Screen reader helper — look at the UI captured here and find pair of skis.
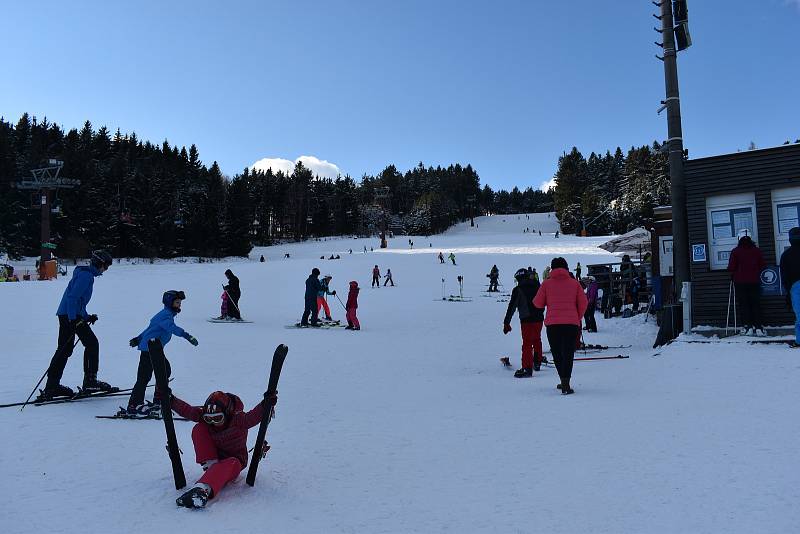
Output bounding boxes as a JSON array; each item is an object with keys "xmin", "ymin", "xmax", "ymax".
[
  {"xmin": 149, "ymin": 341, "xmax": 288, "ymax": 490},
  {"xmin": 0, "ymin": 382, "xmax": 162, "ymax": 410}
]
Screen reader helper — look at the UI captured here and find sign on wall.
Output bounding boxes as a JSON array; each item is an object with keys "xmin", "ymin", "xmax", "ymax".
[
  {"xmin": 659, "ymin": 236, "xmax": 674, "ymax": 276},
  {"xmin": 760, "ymin": 266, "xmax": 783, "ymax": 296},
  {"xmin": 692, "ymin": 243, "xmax": 707, "ymax": 262}
]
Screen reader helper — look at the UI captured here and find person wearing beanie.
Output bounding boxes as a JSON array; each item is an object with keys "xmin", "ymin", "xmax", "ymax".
[
  {"xmin": 533, "ymin": 257, "xmax": 588, "ymax": 394},
  {"xmin": 727, "ymin": 232, "xmax": 766, "ymax": 336},
  {"xmin": 301, "ymin": 268, "xmax": 323, "ymax": 326},
  {"xmin": 780, "ymin": 227, "xmax": 800, "ymax": 344}
]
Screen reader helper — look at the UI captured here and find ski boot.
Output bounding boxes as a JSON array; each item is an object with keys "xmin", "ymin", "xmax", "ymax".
[
  {"xmin": 36, "ymin": 384, "xmax": 75, "ymax": 402},
  {"xmin": 514, "ymin": 368, "xmax": 533, "ymax": 378},
  {"xmin": 176, "ymin": 484, "xmax": 211, "ymax": 509},
  {"xmin": 558, "ymin": 381, "xmax": 575, "ymax": 395},
  {"xmin": 82, "ymin": 373, "xmax": 117, "ymax": 394}
]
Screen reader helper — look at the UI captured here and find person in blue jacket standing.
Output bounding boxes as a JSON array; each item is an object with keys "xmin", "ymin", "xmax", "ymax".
[
  {"xmin": 123, "ymin": 290, "xmax": 198, "ymax": 416},
  {"xmin": 41, "ymin": 250, "xmax": 113, "ymax": 400},
  {"xmin": 301, "ymin": 268, "xmax": 323, "ymax": 326}
]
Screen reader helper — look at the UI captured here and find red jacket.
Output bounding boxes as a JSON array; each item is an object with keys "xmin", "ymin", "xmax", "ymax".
[
  {"xmin": 171, "ymin": 393, "xmax": 264, "ymax": 467},
  {"xmin": 346, "ymin": 283, "xmax": 360, "ymax": 309},
  {"xmin": 727, "ymin": 240, "xmax": 766, "ymax": 284},
  {"xmin": 533, "ymin": 268, "xmax": 588, "ymax": 326}
]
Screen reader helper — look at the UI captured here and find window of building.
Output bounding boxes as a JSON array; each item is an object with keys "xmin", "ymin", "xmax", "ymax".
[
  {"xmin": 706, "ymin": 192, "xmax": 757, "ymax": 270},
  {"xmin": 772, "ymin": 186, "xmax": 800, "ymax": 262}
]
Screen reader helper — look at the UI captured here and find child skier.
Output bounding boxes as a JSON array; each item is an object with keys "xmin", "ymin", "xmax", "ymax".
[
  {"xmin": 317, "ymin": 275, "xmax": 336, "ymax": 320},
  {"xmin": 345, "ymin": 281, "xmax": 361, "ymax": 330},
  {"xmin": 123, "ymin": 290, "xmax": 198, "ymax": 416},
  {"xmin": 170, "ymin": 389, "xmax": 278, "ymax": 508},
  {"xmin": 383, "ymin": 269, "xmax": 394, "ymax": 286},
  {"xmin": 503, "ymin": 268, "xmax": 544, "ymax": 377},
  {"xmin": 217, "ymin": 291, "xmax": 230, "ymax": 320},
  {"xmin": 449, "ymin": 252, "xmax": 456, "ymax": 265}
]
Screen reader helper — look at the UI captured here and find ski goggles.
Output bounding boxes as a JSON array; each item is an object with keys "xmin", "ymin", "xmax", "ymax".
[{"xmin": 202, "ymin": 412, "xmax": 225, "ymax": 424}]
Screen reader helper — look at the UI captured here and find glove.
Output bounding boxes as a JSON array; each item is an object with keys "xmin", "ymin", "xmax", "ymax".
[
  {"xmin": 185, "ymin": 334, "xmax": 199, "ymax": 346},
  {"xmin": 87, "ymin": 314, "xmax": 99, "ymax": 325},
  {"xmin": 266, "ymin": 390, "xmax": 278, "ymax": 406},
  {"xmin": 129, "ymin": 336, "xmax": 141, "ymax": 348},
  {"xmin": 331, "ymin": 290, "xmax": 337, "ymax": 296},
  {"xmin": 503, "ymin": 323, "xmax": 512, "ymax": 334}
]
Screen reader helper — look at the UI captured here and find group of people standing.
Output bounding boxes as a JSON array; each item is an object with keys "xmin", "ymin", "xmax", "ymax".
[{"xmin": 302, "ymin": 268, "xmax": 361, "ymax": 330}]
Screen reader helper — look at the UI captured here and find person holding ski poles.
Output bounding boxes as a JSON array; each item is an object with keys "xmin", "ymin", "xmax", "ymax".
[
  {"xmin": 345, "ymin": 280, "xmax": 361, "ymax": 330},
  {"xmin": 41, "ymin": 250, "xmax": 114, "ymax": 400},
  {"xmin": 317, "ymin": 275, "xmax": 336, "ymax": 321},
  {"xmin": 170, "ymin": 389, "xmax": 278, "ymax": 508},
  {"xmin": 372, "ymin": 265, "xmax": 381, "ymax": 287},
  {"xmin": 223, "ymin": 269, "xmax": 241, "ymax": 320},
  {"xmin": 727, "ymin": 232, "xmax": 766, "ymax": 336},
  {"xmin": 301, "ymin": 268, "xmax": 323, "ymax": 326},
  {"xmin": 503, "ymin": 268, "xmax": 544, "ymax": 377},
  {"xmin": 384, "ymin": 268, "xmax": 394, "ymax": 286},
  {"xmin": 533, "ymin": 257, "xmax": 588, "ymax": 395}
]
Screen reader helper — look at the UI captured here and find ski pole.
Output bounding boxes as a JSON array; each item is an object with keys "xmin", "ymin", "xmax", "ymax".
[
  {"xmin": 733, "ymin": 283, "xmax": 737, "ymax": 332},
  {"xmin": 725, "ymin": 281, "xmax": 733, "ymax": 336},
  {"xmin": 441, "ymin": 278, "xmax": 445, "ymax": 300},
  {"xmin": 335, "ymin": 293, "xmax": 347, "ymax": 311},
  {"xmin": 21, "ymin": 326, "xmax": 82, "ymax": 412},
  {"xmin": 573, "ymin": 354, "xmax": 629, "ymax": 362},
  {"xmin": 223, "ymin": 287, "xmax": 243, "ymax": 317}
]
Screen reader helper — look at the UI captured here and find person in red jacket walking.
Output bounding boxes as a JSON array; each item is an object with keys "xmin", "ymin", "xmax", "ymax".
[
  {"xmin": 727, "ymin": 233, "xmax": 767, "ymax": 336},
  {"xmin": 533, "ymin": 257, "xmax": 588, "ymax": 395},
  {"xmin": 345, "ymin": 281, "xmax": 361, "ymax": 330},
  {"xmin": 170, "ymin": 389, "xmax": 278, "ymax": 508}
]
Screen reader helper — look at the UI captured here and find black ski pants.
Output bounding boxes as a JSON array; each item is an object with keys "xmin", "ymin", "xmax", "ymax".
[
  {"xmin": 735, "ymin": 283, "xmax": 762, "ymax": 329},
  {"xmin": 226, "ymin": 290, "xmax": 242, "ymax": 320},
  {"xmin": 546, "ymin": 324, "xmax": 580, "ymax": 383},
  {"xmin": 584, "ymin": 306, "xmax": 597, "ymax": 332},
  {"xmin": 301, "ymin": 296, "xmax": 319, "ymax": 325},
  {"xmin": 46, "ymin": 315, "xmax": 99, "ymax": 388},
  {"xmin": 128, "ymin": 350, "xmax": 172, "ymax": 407}
]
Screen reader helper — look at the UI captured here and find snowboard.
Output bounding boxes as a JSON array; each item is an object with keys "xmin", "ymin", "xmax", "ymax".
[
  {"xmin": 148, "ymin": 339, "xmax": 186, "ymax": 490},
  {"xmin": 246, "ymin": 344, "xmax": 288, "ymax": 487}
]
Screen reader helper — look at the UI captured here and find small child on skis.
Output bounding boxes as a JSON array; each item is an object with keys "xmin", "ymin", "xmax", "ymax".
[
  {"xmin": 345, "ymin": 281, "xmax": 360, "ymax": 330},
  {"xmin": 217, "ymin": 291, "xmax": 230, "ymax": 319},
  {"xmin": 123, "ymin": 290, "xmax": 198, "ymax": 417},
  {"xmin": 170, "ymin": 389, "xmax": 278, "ymax": 508},
  {"xmin": 317, "ymin": 275, "xmax": 336, "ymax": 320},
  {"xmin": 383, "ymin": 269, "xmax": 394, "ymax": 286}
]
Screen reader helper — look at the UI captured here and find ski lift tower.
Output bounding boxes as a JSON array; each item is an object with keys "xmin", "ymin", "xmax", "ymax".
[
  {"xmin": 375, "ymin": 186, "xmax": 391, "ymax": 248},
  {"xmin": 13, "ymin": 159, "xmax": 80, "ymax": 267}
]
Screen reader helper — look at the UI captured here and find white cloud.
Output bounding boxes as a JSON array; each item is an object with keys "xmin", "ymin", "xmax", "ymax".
[
  {"xmin": 251, "ymin": 155, "xmax": 342, "ymax": 179},
  {"xmin": 539, "ymin": 177, "xmax": 557, "ymax": 191}
]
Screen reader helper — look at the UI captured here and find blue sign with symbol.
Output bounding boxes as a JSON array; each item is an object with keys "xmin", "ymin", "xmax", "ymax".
[
  {"xmin": 691, "ymin": 244, "xmax": 707, "ymax": 262},
  {"xmin": 760, "ymin": 266, "xmax": 783, "ymax": 296}
]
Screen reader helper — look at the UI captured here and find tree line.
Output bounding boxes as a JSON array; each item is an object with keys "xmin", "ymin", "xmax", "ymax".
[{"xmin": 0, "ymin": 113, "xmax": 554, "ymax": 259}]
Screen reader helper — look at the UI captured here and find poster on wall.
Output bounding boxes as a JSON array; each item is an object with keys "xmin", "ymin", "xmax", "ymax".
[
  {"xmin": 707, "ymin": 195, "xmax": 756, "ymax": 270},
  {"xmin": 692, "ymin": 243, "xmax": 707, "ymax": 262},
  {"xmin": 659, "ymin": 236, "xmax": 674, "ymax": 276}
]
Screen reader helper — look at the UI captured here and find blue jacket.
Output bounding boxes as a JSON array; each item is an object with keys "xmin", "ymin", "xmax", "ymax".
[
  {"xmin": 317, "ymin": 279, "xmax": 334, "ymax": 298},
  {"xmin": 305, "ymin": 275, "xmax": 322, "ymax": 301},
  {"xmin": 56, "ymin": 265, "xmax": 102, "ymax": 320},
  {"xmin": 136, "ymin": 306, "xmax": 188, "ymax": 351}
]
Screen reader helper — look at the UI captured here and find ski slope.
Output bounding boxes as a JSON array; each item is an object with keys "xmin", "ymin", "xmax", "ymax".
[{"xmin": 1, "ymin": 212, "xmax": 798, "ymax": 533}]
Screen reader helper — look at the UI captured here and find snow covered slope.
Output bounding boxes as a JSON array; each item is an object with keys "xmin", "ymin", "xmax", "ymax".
[{"xmin": 1, "ymin": 214, "xmax": 797, "ymax": 533}]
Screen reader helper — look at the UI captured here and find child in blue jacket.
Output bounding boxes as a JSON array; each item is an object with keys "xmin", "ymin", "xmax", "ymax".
[{"xmin": 123, "ymin": 290, "xmax": 198, "ymax": 416}]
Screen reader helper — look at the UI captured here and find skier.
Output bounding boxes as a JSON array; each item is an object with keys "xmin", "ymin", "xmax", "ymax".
[
  {"xmin": 384, "ymin": 268, "xmax": 395, "ymax": 286},
  {"xmin": 259, "ymin": 255, "xmax": 265, "ymax": 263},
  {"xmin": 223, "ymin": 269, "xmax": 241, "ymax": 320},
  {"xmin": 170, "ymin": 389, "xmax": 278, "ymax": 508},
  {"xmin": 543, "ymin": 265, "xmax": 551, "ymax": 280},
  {"xmin": 301, "ymin": 268, "xmax": 323, "ymax": 326},
  {"xmin": 584, "ymin": 276, "xmax": 599, "ymax": 333},
  {"xmin": 345, "ymin": 280, "xmax": 361, "ymax": 330},
  {"xmin": 449, "ymin": 252, "xmax": 456, "ymax": 265},
  {"xmin": 575, "ymin": 262, "xmax": 582, "ymax": 279},
  {"xmin": 503, "ymin": 268, "xmax": 544, "ymax": 377},
  {"xmin": 438, "ymin": 252, "xmax": 445, "ymax": 264},
  {"xmin": 41, "ymin": 250, "xmax": 114, "ymax": 400},
  {"xmin": 780, "ymin": 227, "xmax": 800, "ymax": 345},
  {"xmin": 727, "ymin": 232, "xmax": 766, "ymax": 336},
  {"xmin": 217, "ymin": 290, "xmax": 230, "ymax": 320},
  {"xmin": 533, "ymin": 257, "xmax": 588, "ymax": 395},
  {"xmin": 317, "ymin": 275, "xmax": 336, "ymax": 321},
  {"xmin": 530, "ymin": 267, "xmax": 539, "ymax": 282},
  {"xmin": 372, "ymin": 265, "xmax": 380, "ymax": 287},
  {"xmin": 123, "ymin": 290, "xmax": 199, "ymax": 416},
  {"xmin": 539, "ymin": 230, "xmax": 542, "ymax": 236},
  {"xmin": 487, "ymin": 265, "xmax": 499, "ymax": 292},
  {"xmin": 555, "ymin": 230, "xmax": 560, "ymax": 238}
]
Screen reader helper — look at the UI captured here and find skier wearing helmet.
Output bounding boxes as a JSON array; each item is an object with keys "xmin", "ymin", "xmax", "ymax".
[
  {"xmin": 41, "ymin": 249, "xmax": 114, "ymax": 401},
  {"xmin": 122, "ymin": 290, "xmax": 198, "ymax": 417},
  {"xmin": 345, "ymin": 280, "xmax": 361, "ymax": 330},
  {"xmin": 317, "ymin": 274, "xmax": 336, "ymax": 321},
  {"xmin": 170, "ymin": 388, "xmax": 278, "ymax": 508},
  {"xmin": 502, "ymin": 268, "xmax": 544, "ymax": 377}
]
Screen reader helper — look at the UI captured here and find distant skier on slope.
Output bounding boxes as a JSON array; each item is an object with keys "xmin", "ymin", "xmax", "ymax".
[
  {"xmin": 487, "ymin": 265, "xmax": 500, "ymax": 292},
  {"xmin": 449, "ymin": 252, "xmax": 456, "ymax": 265},
  {"xmin": 503, "ymin": 268, "xmax": 544, "ymax": 377},
  {"xmin": 372, "ymin": 265, "xmax": 381, "ymax": 287},
  {"xmin": 41, "ymin": 250, "xmax": 114, "ymax": 400},
  {"xmin": 438, "ymin": 252, "xmax": 445, "ymax": 264},
  {"xmin": 384, "ymin": 268, "xmax": 394, "ymax": 286},
  {"xmin": 170, "ymin": 389, "xmax": 278, "ymax": 508},
  {"xmin": 123, "ymin": 290, "xmax": 199, "ymax": 416},
  {"xmin": 223, "ymin": 269, "xmax": 241, "ymax": 320}
]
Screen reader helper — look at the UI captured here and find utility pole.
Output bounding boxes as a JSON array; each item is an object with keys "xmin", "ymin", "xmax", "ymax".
[{"xmin": 656, "ymin": 0, "xmax": 690, "ymax": 290}]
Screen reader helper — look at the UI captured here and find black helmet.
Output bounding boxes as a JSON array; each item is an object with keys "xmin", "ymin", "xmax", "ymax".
[
  {"xmin": 311, "ymin": 267, "xmax": 320, "ymax": 276},
  {"xmin": 90, "ymin": 250, "xmax": 113, "ymax": 269},
  {"xmin": 162, "ymin": 290, "xmax": 186, "ymax": 308},
  {"xmin": 514, "ymin": 268, "xmax": 529, "ymax": 281}
]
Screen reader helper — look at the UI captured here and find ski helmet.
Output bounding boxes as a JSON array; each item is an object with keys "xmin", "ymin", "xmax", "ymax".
[
  {"xmin": 203, "ymin": 391, "xmax": 232, "ymax": 425},
  {"xmin": 90, "ymin": 250, "xmax": 113, "ymax": 269},
  {"xmin": 311, "ymin": 267, "xmax": 320, "ymax": 276},
  {"xmin": 514, "ymin": 268, "xmax": 529, "ymax": 281},
  {"xmin": 162, "ymin": 290, "xmax": 186, "ymax": 309}
]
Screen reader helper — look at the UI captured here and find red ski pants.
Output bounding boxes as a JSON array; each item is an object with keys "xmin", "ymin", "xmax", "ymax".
[
  {"xmin": 317, "ymin": 296, "xmax": 331, "ymax": 318},
  {"xmin": 192, "ymin": 423, "xmax": 244, "ymax": 498},
  {"xmin": 346, "ymin": 308, "xmax": 360, "ymax": 328},
  {"xmin": 520, "ymin": 321, "xmax": 543, "ymax": 369}
]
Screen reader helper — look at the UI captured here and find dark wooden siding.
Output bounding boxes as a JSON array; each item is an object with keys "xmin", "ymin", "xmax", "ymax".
[{"xmin": 685, "ymin": 144, "xmax": 800, "ymax": 327}]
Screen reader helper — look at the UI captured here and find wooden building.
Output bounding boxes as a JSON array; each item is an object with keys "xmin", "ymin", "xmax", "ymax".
[{"xmin": 685, "ymin": 143, "xmax": 800, "ymax": 327}]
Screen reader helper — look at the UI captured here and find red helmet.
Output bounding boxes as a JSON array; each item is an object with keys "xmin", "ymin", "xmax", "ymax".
[{"xmin": 203, "ymin": 391, "xmax": 232, "ymax": 425}]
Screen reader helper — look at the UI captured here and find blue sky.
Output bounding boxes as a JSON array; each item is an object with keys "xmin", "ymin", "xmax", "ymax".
[{"xmin": 1, "ymin": 1, "xmax": 798, "ymax": 190}]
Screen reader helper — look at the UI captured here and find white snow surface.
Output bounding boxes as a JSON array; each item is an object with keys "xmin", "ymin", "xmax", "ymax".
[{"xmin": 1, "ymin": 213, "xmax": 798, "ymax": 533}]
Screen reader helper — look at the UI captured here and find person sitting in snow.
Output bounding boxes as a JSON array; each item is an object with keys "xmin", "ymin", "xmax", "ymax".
[{"xmin": 171, "ymin": 389, "xmax": 278, "ymax": 508}]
